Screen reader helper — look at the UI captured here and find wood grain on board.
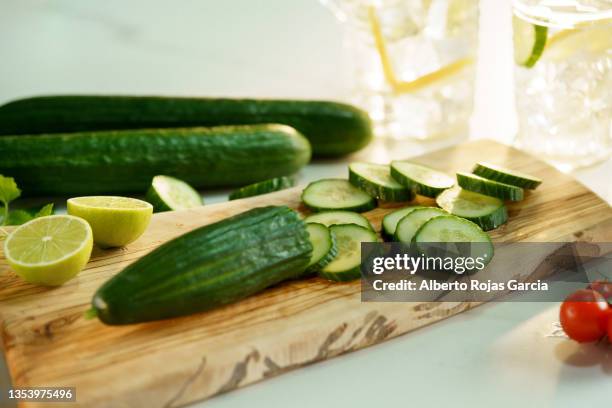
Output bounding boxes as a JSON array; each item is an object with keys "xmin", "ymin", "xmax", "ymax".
[{"xmin": 0, "ymin": 140, "xmax": 610, "ymax": 408}]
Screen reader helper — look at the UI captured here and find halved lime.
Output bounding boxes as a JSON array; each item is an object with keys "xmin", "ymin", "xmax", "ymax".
[
  {"xmin": 67, "ymin": 196, "xmax": 152, "ymax": 248},
  {"xmin": 146, "ymin": 175, "xmax": 203, "ymax": 212},
  {"xmin": 4, "ymin": 215, "xmax": 93, "ymax": 286},
  {"xmin": 513, "ymin": 15, "xmax": 548, "ymax": 68}
]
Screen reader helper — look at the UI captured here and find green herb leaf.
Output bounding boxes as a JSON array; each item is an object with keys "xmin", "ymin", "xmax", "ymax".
[
  {"xmin": 0, "ymin": 175, "xmax": 21, "ymax": 226},
  {"xmin": 0, "ymin": 203, "xmax": 55, "ymax": 226},
  {"xmin": 34, "ymin": 203, "xmax": 54, "ymax": 218},
  {"xmin": 0, "ymin": 175, "xmax": 21, "ymax": 204},
  {"xmin": 5, "ymin": 210, "xmax": 33, "ymax": 226}
]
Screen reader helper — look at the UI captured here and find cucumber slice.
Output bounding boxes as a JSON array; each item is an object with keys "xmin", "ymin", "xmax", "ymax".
[
  {"xmin": 229, "ymin": 176, "xmax": 295, "ymax": 200},
  {"xmin": 319, "ymin": 224, "xmax": 378, "ymax": 282},
  {"xmin": 381, "ymin": 206, "xmax": 426, "ymax": 240},
  {"xmin": 390, "ymin": 161, "xmax": 454, "ymax": 198},
  {"xmin": 436, "ymin": 187, "xmax": 508, "ymax": 231},
  {"xmin": 414, "ymin": 215, "xmax": 494, "ymax": 270},
  {"xmin": 146, "ymin": 175, "xmax": 203, "ymax": 212},
  {"xmin": 394, "ymin": 207, "xmax": 448, "ymax": 243},
  {"xmin": 304, "ymin": 211, "xmax": 373, "ymax": 230},
  {"xmin": 457, "ymin": 172, "xmax": 524, "ymax": 201},
  {"xmin": 513, "ymin": 15, "xmax": 548, "ymax": 68},
  {"xmin": 301, "ymin": 179, "xmax": 376, "ymax": 213},
  {"xmin": 349, "ymin": 162, "xmax": 414, "ymax": 202},
  {"xmin": 472, "ymin": 162, "xmax": 542, "ymax": 190},
  {"xmin": 305, "ymin": 223, "xmax": 338, "ymax": 274}
]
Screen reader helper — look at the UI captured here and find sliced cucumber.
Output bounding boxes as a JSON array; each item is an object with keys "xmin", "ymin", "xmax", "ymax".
[
  {"xmin": 319, "ymin": 224, "xmax": 378, "ymax": 282},
  {"xmin": 348, "ymin": 162, "xmax": 414, "ymax": 202},
  {"xmin": 390, "ymin": 161, "xmax": 454, "ymax": 198},
  {"xmin": 146, "ymin": 175, "xmax": 203, "ymax": 212},
  {"xmin": 472, "ymin": 162, "xmax": 542, "ymax": 190},
  {"xmin": 228, "ymin": 176, "xmax": 295, "ymax": 200},
  {"xmin": 305, "ymin": 223, "xmax": 338, "ymax": 274},
  {"xmin": 301, "ymin": 179, "xmax": 376, "ymax": 213},
  {"xmin": 414, "ymin": 215, "xmax": 494, "ymax": 270},
  {"xmin": 457, "ymin": 172, "xmax": 524, "ymax": 201},
  {"xmin": 436, "ymin": 187, "xmax": 507, "ymax": 231},
  {"xmin": 381, "ymin": 206, "xmax": 426, "ymax": 240},
  {"xmin": 513, "ymin": 15, "xmax": 548, "ymax": 68},
  {"xmin": 394, "ymin": 207, "xmax": 448, "ymax": 243},
  {"xmin": 304, "ymin": 210, "xmax": 373, "ymax": 230}
]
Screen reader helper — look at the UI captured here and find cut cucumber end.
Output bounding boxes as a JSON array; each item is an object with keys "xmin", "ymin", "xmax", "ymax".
[
  {"xmin": 436, "ymin": 187, "xmax": 508, "ymax": 231},
  {"xmin": 457, "ymin": 171, "xmax": 524, "ymax": 201},
  {"xmin": 319, "ymin": 224, "xmax": 378, "ymax": 282},
  {"xmin": 349, "ymin": 162, "xmax": 414, "ymax": 202},
  {"xmin": 146, "ymin": 175, "xmax": 202, "ymax": 212},
  {"xmin": 390, "ymin": 161, "xmax": 454, "ymax": 198},
  {"xmin": 84, "ymin": 308, "xmax": 99, "ymax": 320},
  {"xmin": 302, "ymin": 179, "xmax": 376, "ymax": 213}
]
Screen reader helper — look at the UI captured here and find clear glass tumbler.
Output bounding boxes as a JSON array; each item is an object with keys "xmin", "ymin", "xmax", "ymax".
[
  {"xmin": 321, "ymin": 0, "xmax": 479, "ymax": 140},
  {"xmin": 512, "ymin": 0, "xmax": 612, "ymax": 171}
]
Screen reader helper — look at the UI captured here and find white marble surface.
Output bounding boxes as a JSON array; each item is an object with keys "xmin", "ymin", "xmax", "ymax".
[{"xmin": 0, "ymin": 0, "xmax": 610, "ymax": 407}]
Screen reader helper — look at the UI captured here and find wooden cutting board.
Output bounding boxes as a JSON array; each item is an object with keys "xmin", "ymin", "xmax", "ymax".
[{"xmin": 1, "ymin": 140, "xmax": 610, "ymax": 408}]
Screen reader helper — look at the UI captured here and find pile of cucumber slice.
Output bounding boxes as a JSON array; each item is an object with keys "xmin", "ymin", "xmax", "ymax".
[
  {"xmin": 305, "ymin": 211, "xmax": 373, "ymax": 230},
  {"xmin": 319, "ymin": 224, "xmax": 378, "ymax": 282},
  {"xmin": 302, "ymin": 211, "xmax": 378, "ymax": 282},
  {"xmin": 436, "ymin": 187, "xmax": 508, "ymax": 231},
  {"xmin": 305, "ymin": 223, "xmax": 338, "ymax": 274},
  {"xmin": 301, "ymin": 160, "xmax": 541, "ymax": 280}
]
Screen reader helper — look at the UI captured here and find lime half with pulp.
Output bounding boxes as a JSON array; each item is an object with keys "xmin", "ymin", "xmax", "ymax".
[
  {"xmin": 4, "ymin": 215, "xmax": 93, "ymax": 286},
  {"xmin": 67, "ymin": 196, "xmax": 152, "ymax": 248}
]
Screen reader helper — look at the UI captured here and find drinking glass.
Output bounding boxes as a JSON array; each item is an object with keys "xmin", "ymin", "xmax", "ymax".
[
  {"xmin": 512, "ymin": 0, "xmax": 612, "ymax": 171},
  {"xmin": 321, "ymin": 0, "xmax": 479, "ymax": 140}
]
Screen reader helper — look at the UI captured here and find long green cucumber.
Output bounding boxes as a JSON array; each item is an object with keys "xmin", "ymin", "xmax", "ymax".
[
  {"xmin": 0, "ymin": 95, "xmax": 373, "ymax": 157},
  {"xmin": 91, "ymin": 206, "xmax": 312, "ymax": 325},
  {"xmin": 0, "ymin": 125, "xmax": 310, "ymax": 196}
]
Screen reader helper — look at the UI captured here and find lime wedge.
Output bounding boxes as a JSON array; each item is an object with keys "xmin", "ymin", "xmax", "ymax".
[
  {"xmin": 513, "ymin": 15, "xmax": 548, "ymax": 68},
  {"xmin": 67, "ymin": 196, "xmax": 152, "ymax": 248},
  {"xmin": 368, "ymin": 6, "xmax": 474, "ymax": 93},
  {"xmin": 4, "ymin": 215, "xmax": 93, "ymax": 286},
  {"xmin": 544, "ymin": 22, "xmax": 612, "ymax": 62},
  {"xmin": 146, "ymin": 175, "xmax": 203, "ymax": 212}
]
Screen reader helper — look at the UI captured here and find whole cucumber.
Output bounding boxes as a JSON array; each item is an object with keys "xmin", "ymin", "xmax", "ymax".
[
  {"xmin": 0, "ymin": 125, "xmax": 310, "ymax": 196},
  {"xmin": 91, "ymin": 206, "xmax": 312, "ymax": 325},
  {"xmin": 0, "ymin": 95, "xmax": 373, "ymax": 157}
]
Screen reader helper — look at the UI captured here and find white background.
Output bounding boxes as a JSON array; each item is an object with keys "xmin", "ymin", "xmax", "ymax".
[{"xmin": 0, "ymin": 0, "xmax": 610, "ymax": 407}]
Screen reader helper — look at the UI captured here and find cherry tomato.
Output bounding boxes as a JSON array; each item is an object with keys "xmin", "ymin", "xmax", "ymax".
[
  {"xmin": 559, "ymin": 289, "xmax": 610, "ymax": 343},
  {"xmin": 587, "ymin": 281, "xmax": 612, "ymax": 304}
]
